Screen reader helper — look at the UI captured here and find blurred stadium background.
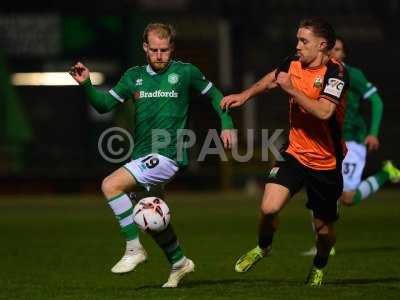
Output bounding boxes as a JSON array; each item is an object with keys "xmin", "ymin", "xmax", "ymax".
[
  {"xmin": 1, "ymin": 0, "xmax": 400, "ymax": 192},
  {"xmin": 1, "ymin": 1, "xmax": 400, "ymax": 299}
]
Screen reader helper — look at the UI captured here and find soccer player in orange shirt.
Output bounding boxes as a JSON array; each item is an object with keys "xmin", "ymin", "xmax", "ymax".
[{"xmin": 220, "ymin": 17, "xmax": 348, "ymax": 286}]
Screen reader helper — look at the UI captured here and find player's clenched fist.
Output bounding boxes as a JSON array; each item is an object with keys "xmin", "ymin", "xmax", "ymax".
[
  {"xmin": 69, "ymin": 62, "xmax": 90, "ymax": 84},
  {"xmin": 275, "ymin": 72, "xmax": 293, "ymax": 93}
]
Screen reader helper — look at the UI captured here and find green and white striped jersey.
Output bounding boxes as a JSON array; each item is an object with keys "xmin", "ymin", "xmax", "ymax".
[{"xmin": 110, "ymin": 60, "xmax": 233, "ymax": 167}]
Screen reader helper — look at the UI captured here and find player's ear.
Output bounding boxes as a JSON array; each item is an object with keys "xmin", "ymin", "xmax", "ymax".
[
  {"xmin": 143, "ymin": 42, "xmax": 148, "ymax": 53},
  {"xmin": 320, "ymin": 39, "xmax": 328, "ymax": 52}
]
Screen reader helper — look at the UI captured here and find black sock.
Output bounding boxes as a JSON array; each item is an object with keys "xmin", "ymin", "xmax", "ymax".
[
  {"xmin": 313, "ymin": 255, "xmax": 329, "ymax": 269},
  {"xmin": 150, "ymin": 223, "xmax": 182, "ymax": 263},
  {"xmin": 258, "ymin": 214, "xmax": 276, "ymax": 250},
  {"xmin": 258, "ymin": 232, "xmax": 273, "ymax": 249}
]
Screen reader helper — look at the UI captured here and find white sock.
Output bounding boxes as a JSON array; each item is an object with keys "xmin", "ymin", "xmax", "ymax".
[
  {"xmin": 126, "ymin": 238, "xmax": 142, "ymax": 253},
  {"xmin": 107, "ymin": 194, "xmax": 137, "ymax": 235},
  {"xmin": 172, "ymin": 256, "xmax": 187, "ymax": 268},
  {"xmin": 358, "ymin": 176, "xmax": 379, "ymax": 199}
]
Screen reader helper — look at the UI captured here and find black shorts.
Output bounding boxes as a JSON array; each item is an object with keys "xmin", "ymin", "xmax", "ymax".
[{"xmin": 266, "ymin": 152, "xmax": 342, "ymax": 223}]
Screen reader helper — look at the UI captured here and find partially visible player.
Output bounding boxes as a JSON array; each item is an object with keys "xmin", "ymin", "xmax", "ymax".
[
  {"xmin": 221, "ymin": 17, "xmax": 348, "ymax": 286},
  {"xmin": 333, "ymin": 37, "xmax": 400, "ymax": 206},
  {"xmin": 70, "ymin": 23, "xmax": 235, "ymax": 288},
  {"xmin": 302, "ymin": 37, "xmax": 400, "ymax": 256}
]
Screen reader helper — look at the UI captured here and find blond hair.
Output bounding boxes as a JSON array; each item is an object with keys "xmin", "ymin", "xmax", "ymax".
[{"xmin": 143, "ymin": 23, "xmax": 176, "ymax": 44}]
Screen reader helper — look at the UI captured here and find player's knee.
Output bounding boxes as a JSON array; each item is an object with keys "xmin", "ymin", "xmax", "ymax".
[
  {"xmin": 316, "ymin": 223, "xmax": 335, "ymax": 241},
  {"xmin": 260, "ymin": 199, "xmax": 280, "ymax": 215},
  {"xmin": 101, "ymin": 176, "xmax": 119, "ymax": 198},
  {"xmin": 260, "ymin": 183, "xmax": 289, "ymax": 215}
]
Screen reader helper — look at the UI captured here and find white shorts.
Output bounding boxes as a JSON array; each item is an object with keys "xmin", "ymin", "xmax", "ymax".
[
  {"xmin": 124, "ymin": 153, "xmax": 179, "ymax": 190},
  {"xmin": 342, "ymin": 141, "xmax": 367, "ymax": 192}
]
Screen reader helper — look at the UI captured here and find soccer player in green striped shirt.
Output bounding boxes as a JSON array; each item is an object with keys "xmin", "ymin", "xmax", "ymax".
[
  {"xmin": 69, "ymin": 23, "xmax": 235, "ymax": 287},
  {"xmin": 302, "ymin": 37, "xmax": 400, "ymax": 256},
  {"xmin": 333, "ymin": 37, "xmax": 400, "ymax": 207}
]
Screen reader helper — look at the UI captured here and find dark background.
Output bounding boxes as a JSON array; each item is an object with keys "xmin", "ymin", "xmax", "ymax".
[{"xmin": 1, "ymin": 0, "xmax": 399, "ymax": 193}]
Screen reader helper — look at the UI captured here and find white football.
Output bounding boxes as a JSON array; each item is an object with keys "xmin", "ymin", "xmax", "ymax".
[{"xmin": 133, "ymin": 197, "xmax": 170, "ymax": 232}]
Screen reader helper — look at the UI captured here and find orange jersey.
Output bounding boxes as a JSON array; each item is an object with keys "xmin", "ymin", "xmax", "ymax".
[{"xmin": 279, "ymin": 57, "xmax": 348, "ymax": 170}]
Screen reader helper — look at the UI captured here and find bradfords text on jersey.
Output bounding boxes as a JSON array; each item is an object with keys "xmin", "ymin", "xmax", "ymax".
[{"xmin": 139, "ymin": 90, "xmax": 179, "ymax": 98}]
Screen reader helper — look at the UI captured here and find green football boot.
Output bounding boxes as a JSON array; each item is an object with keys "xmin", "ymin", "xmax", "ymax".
[
  {"xmin": 305, "ymin": 266, "xmax": 324, "ymax": 286},
  {"xmin": 383, "ymin": 160, "xmax": 400, "ymax": 183},
  {"xmin": 234, "ymin": 246, "xmax": 269, "ymax": 273}
]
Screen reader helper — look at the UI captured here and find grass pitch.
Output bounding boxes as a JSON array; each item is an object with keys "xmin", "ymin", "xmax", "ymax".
[{"xmin": 1, "ymin": 190, "xmax": 400, "ymax": 299}]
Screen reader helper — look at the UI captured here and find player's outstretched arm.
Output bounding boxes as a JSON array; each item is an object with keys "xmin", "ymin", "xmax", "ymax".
[
  {"xmin": 69, "ymin": 62, "xmax": 119, "ymax": 114},
  {"xmin": 204, "ymin": 86, "xmax": 236, "ymax": 149},
  {"xmin": 188, "ymin": 63, "xmax": 237, "ymax": 149},
  {"xmin": 220, "ymin": 70, "xmax": 278, "ymax": 110}
]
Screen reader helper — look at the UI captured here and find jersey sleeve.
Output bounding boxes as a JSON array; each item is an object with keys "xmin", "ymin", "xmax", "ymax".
[
  {"xmin": 81, "ymin": 79, "xmax": 120, "ymax": 114},
  {"xmin": 351, "ymin": 68, "xmax": 378, "ymax": 101},
  {"xmin": 188, "ymin": 64, "xmax": 213, "ymax": 95},
  {"xmin": 109, "ymin": 70, "xmax": 133, "ymax": 103},
  {"xmin": 320, "ymin": 62, "xmax": 348, "ymax": 104},
  {"xmin": 189, "ymin": 64, "xmax": 234, "ymax": 129},
  {"xmin": 275, "ymin": 53, "xmax": 298, "ymax": 79}
]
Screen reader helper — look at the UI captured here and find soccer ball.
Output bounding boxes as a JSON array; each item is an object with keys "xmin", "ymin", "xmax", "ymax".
[{"xmin": 133, "ymin": 197, "xmax": 170, "ymax": 232}]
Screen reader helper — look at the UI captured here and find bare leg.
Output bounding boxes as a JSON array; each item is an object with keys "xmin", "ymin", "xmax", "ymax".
[{"xmin": 258, "ymin": 183, "xmax": 291, "ymax": 251}]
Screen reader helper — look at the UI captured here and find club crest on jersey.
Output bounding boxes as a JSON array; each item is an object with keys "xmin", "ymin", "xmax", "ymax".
[
  {"xmin": 313, "ymin": 76, "xmax": 323, "ymax": 89},
  {"xmin": 135, "ymin": 78, "xmax": 143, "ymax": 86},
  {"xmin": 168, "ymin": 73, "xmax": 179, "ymax": 85}
]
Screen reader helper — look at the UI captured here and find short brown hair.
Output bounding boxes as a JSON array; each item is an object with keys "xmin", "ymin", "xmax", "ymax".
[
  {"xmin": 143, "ymin": 23, "xmax": 176, "ymax": 44},
  {"xmin": 299, "ymin": 17, "xmax": 336, "ymax": 51}
]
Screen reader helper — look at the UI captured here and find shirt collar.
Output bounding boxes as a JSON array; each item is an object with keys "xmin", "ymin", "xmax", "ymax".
[
  {"xmin": 146, "ymin": 64, "xmax": 157, "ymax": 76},
  {"xmin": 145, "ymin": 60, "xmax": 173, "ymax": 76}
]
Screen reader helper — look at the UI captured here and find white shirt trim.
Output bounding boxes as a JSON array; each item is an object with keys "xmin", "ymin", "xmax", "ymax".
[
  {"xmin": 201, "ymin": 82, "xmax": 213, "ymax": 95},
  {"xmin": 146, "ymin": 65, "xmax": 157, "ymax": 76},
  {"xmin": 363, "ymin": 86, "xmax": 377, "ymax": 99},
  {"xmin": 109, "ymin": 89, "xmax": 125, "ymax": 103}
]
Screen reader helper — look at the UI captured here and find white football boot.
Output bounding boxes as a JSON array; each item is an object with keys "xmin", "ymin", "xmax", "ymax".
[
  {"xmin": 301, "ymin": 246, "xmax": 335, "ymax": 256},
  {"xmin": 301, "ymin": 246, "xmax": 317, "ymax": 256},
  {"xmin": 111, "ymin": 246, "xmax": 147, "ymax": 274},
  {"xmin": 162, "ymin": 258, "xmax": 195, "ymax": 288}
]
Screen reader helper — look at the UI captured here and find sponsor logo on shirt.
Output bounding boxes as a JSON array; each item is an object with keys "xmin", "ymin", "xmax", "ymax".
[
  {"xmin": 137, "ymin": 90, "xmax": 179, "ymax": 99},
  {"xmin": 135, "ymin": 78, "xmax": 143, "ymax": 86},
  {"xmin": 323, "ymin": 78, "xmax": 344, "ymax": 98}
]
